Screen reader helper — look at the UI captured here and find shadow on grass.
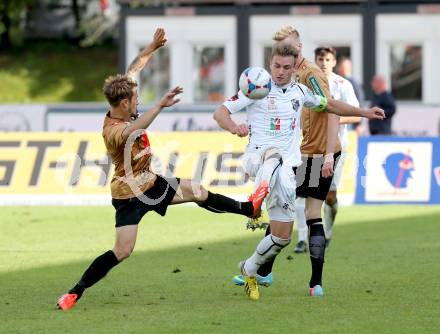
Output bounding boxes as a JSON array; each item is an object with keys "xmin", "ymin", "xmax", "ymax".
[{"xmin": 0, "ymin": 210, "xmax": 439, "ymax": 333}]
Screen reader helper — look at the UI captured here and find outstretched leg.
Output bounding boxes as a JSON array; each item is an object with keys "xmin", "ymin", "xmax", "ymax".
[
  {"xmin": 171, "ymin": 179, "xmax": 257, "ymax": 217},
  {"xmin": 57, "ymin": 225, "xmax": 138, "ymax": 310}
]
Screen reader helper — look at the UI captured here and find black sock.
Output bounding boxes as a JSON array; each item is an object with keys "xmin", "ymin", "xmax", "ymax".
[
  {"xmin": 69, "ymin": 284, "xmax": 85, "ymax": 300},
  {"xmin": 307, "ymin": 219, "xmax": 326, "ymax": 288},
  {"xmin": 199, "ymin": 191, "xmax": 253, "ymax": 217},
  {"xmin": 257, "ymin": 226, "xmax": 275, "ymax": 277},
  {"xmin": 69, "ymin": 250, "xmax": 120, "ymax": 299}
]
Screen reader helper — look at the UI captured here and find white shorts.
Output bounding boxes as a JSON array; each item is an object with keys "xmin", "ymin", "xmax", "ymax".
[
  {"xmin": 243, "ymin": 146, "xmax": 296, "ymax": 223},
  {"xmin": 330, "ymin": 150, "xmax": 347, "ymax": 191}
]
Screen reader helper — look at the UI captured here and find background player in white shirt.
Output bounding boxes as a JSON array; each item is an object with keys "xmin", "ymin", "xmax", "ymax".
[
  {"xmin": 294, "ymin": 46, "xmax": 361, "ymax": 251},
  {"xmin": 317, "ymin": 46, "xmax": 360, "ymax": 246},
  {"xmin": 213, "ymin": 43, "xmax": 384, "ymax": 300}
]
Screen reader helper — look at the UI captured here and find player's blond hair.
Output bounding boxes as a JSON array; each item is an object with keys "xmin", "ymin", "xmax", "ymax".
[
  {"xmin": 273, "ymin": 25, "xmax": 300, "ymax": 42},
  {"xmin": 103, "ymin": 74, "xmax": 138, "ymax": 107},
  {"xmin": 271, "ymin": 42, "xmax": 297, "ymax": 59}
]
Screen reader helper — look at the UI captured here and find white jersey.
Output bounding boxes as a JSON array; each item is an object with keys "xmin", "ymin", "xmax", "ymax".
[
  {"xmin": 223, "ymin": 80, "xmax": 324, "ymax": 167},
  {"xmin": 328, "ymin": 72, "xmax": 359, "ymax": 149}
]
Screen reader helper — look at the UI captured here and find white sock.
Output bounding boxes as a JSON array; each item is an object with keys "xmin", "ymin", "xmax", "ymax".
[
  {"xmin": 324, "ymin": 201, "xmax": 338, "ymax": 239},
  {"xmin": 295, "ymin": 197, "xmax": 308, "ymax": 242},
  {"xmin": 244, "ymin": 234, "xmax": 291, "ymax": 276}
]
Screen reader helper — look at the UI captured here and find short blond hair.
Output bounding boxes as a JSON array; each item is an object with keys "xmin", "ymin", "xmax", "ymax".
[
  {"xmin": 103, "ymin": 74, "xmax": 137, "ymax": 107},
  {"xmin": 271, "ymin": 42, "xmax": 297, "ymax": 59},
  {"xmin": 273, "ymin": 25, "xmax": 300, "ymax": 42}
]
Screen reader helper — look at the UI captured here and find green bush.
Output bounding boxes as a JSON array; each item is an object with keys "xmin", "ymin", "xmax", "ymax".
[{"xmin": 0, "ymin": 41, "xmax": 118, "ymax": 103}]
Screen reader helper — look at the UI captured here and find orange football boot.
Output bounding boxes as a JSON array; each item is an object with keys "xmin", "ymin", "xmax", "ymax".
[
  {"xmin": 57, "ymin": 293, "xmax": 78, "ymax": 311},
  {"xmin": 248, "ymin": 181, "xmax": 269, "ymax": 218}
]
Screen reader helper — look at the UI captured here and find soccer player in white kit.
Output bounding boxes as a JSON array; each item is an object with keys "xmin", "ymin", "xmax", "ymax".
[
  {"xmin": 214, "ymin": 43, "xmax": 384, "ymax": 300},
  {"xmin": 293, "ymin": 46, "xmax": 361, "ymax": 251},
  {"xmin": 316, "ymin": 46, "xmax": 361, "ymax": 245}
]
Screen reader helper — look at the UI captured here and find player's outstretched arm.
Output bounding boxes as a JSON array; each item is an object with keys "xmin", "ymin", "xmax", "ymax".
[
  {"xmin": 122, "ymin": 86, "xmax": 183, "ymax": 140},
  {"xmin": 213, "ymin": 106, "xmax": 248, "ymax": 137},
  {"xmin": 340, "ymin": 116, "xmax": 361, "ymax": 125},
  {"xmin": 126, "ymin": 27, "xmax": 167, "ymax": 78},
  {"xmin": 326, "ymin": 99, "xmax": 385, "ymax": 120}
]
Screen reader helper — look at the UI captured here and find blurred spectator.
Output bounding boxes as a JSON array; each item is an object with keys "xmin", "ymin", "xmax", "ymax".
[
  {"xmin": 337, "ymin": 57, "xmax": 366, "ymax": 135},
  {"xmin": 337, "ymin": 57, "xmax": 365, "ymax": 105},
  {"xmin": 369, "ymin": 75, "xmax": 396, "ymax": 135}
]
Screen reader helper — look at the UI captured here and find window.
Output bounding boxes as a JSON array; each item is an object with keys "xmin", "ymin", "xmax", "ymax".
[
  {"xmin": 139, "ymin": 47, "xmax": 170, "ymax": 103},
  {"xmin": 391, "ymin": 44, "xmax": 422, "ymax": 100},
  {"xmin": 193, "ymin": 46, "xmax": 225, "ymax": 102}
]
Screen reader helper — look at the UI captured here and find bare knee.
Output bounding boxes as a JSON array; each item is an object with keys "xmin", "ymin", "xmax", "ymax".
[
  {"xmin": 305, "ymin": 198, "xmax": 323, "ymax": 220},
  {"xmin": 305, "ymin": 206, "xmax": 321, "ymax": 220},
  {"xmin": 194, "ymin": 184, "xmax": 208, "ymax": 203},
  {"xmin": 326, "ymin": 191, "xmax": 337, "ymax": 206},
  {"xmin": 113, "ymin": 245, "xmax": 134, "ymax": 261},
  {"xmin": 179, "ymin": 180, "xmax": 208, "ymax": 204},
  {"xmin": 263, "ymin": 147, "xmax": 281, "ymax": 161},
  {"xmin": 270, "ymin": 221, "xmax": 293, "ymax": 240},
  {"xmin": 271, "ymin": 230, "xmax": 292, "ymax": 240}
]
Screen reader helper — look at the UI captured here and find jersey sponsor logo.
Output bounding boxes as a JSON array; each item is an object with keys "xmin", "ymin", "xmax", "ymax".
[
  {"xmin": 267, "ymin": 96, "xmax": 277, "ymax": 111},
  {"xmin": 309, "ymin": 76, "xmax": 325, "ymax": 97},
  {"xmin": 270, "ymin": 117, "xmax": 281, "ymax": 131}
]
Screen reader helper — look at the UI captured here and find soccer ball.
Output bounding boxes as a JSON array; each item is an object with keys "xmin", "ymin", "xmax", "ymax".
[{"xmin": 239, "ymin": 66, "xmax": 272, "ymax": 100}]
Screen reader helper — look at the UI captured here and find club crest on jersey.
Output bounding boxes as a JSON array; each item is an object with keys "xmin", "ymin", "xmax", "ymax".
[{"xmin": 291, "ymin": 99, "xmax": 300, "ymax": 112}]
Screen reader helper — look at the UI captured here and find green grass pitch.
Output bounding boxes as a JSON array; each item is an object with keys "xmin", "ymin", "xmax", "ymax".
[{"xmin": 1, "ymin": 205, "xmax": 439, "ymax": 333}]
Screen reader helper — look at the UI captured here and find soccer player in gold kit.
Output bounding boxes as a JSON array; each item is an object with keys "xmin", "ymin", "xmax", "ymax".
[{"xmin": 56, "ymin": 28, "xmax": 264, "ymax": 310}]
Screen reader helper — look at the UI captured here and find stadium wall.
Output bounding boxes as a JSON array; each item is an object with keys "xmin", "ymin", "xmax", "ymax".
[{"xmin": 120, "ymin": 2, "xmax": 440, "ymax": 103}]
